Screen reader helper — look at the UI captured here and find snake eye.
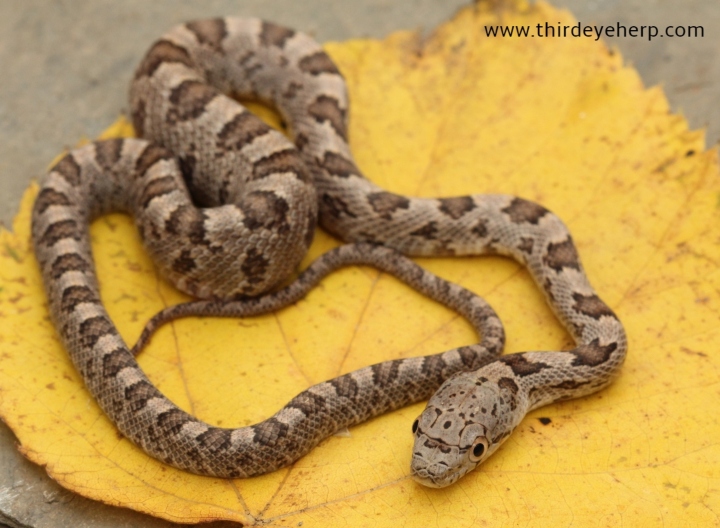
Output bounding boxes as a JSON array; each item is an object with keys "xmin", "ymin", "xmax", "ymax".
[
  {"xmin": 469, "ymin": 437, "xmax": 489, "ymax": 462},
  {"xmin": 411, "ymin": 419, "xmax": 419, "ymax": 434}
]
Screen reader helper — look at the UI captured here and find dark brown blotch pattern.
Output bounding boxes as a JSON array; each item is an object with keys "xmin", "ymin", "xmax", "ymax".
[
  {"xmin": 471, "ymin": 218, "xmax": 489, "ymax": 238},
  {"xmin": 185, "ymin": 19, "xmax": 227, "ymax": 51},
  {"xmin": 259, "ymin": 21, "xmax": 295, "ymax": 48},
  {"xmin": 50, "ymin": 253, "xmax": 90, "ymax": 279},
  {"xmin": 40, "ymin": 219, "xmax": 81, "ymax": 246},
  {"xmin": 217, "ymin": 111, "xmax": 271, "ymax": 152},
  {"xmin": 241, "ymin": 190, "xmax": 290, "ymax": 232},
  {"xmin": 322, "ymin": 151, "xmax": 358, "ymax": 178},
  {"xmin": 367, "ymin": 192, "xmax": 409, "ymax": 220},
  {"xmin": 287, "ymin": 391, "xmax": 326, "ymax": 416},
  {"xmin": 135, "ymin": 39, "xmax": 193, "ymax": 78},
  {"xmin": 572, "ymin": 292, "xmax": 616, "ymax": 320},
  {"xmin": 499, "ymin": 354, "xmax": 551, "ymax": 377},
  {"xmin": 518, "ymin": 237, "xmax": 534, "ymax": 255},
  {"xmin": 196, "ymin": 427, "xmax": 233, "ymax": 453},
  {"xmin": 307, "ymin": 95, "xmax": 347, "ymax": 140},
  {"xmin": 125, "ymin": 380, "xmax": 162, "ymax": 412},
  {"xmin": 570, "ymin": 339, "xmax": 617, "ymax": 367},
  {"xmin": 550, "ymin": 379, "xmax": 591, "ymax": 390},
  {"xmin": 135, "ymin": 144, "xmax": 175, "ymax": 179},
  {"xmin": 167, "ymin": 80, "xmax": 218, "ymax": 123},
  {"xmin": 252, "ymin": 149, "xmax": 306, "ymax": 181},
  {"xmin": 501, "ymin": 197, "xmax": 549, "ymax": 225},
  {"xmin": 497, "ymin": 377, "xmax": 519, "ymax": 395},
  {"xmin": 102, "ymin": 348, "xmax": 135, "ymax": 378},
  {"xmin": 60, "ymin": 285, "xmax": 98, "ymax": 313},
  {"xmin": 140, "ymin": 176, "xmax": 178, "ymax": 208},
  {"xmin": 321, "ymin": 193, "xmax": 357, "ymax": 219},
  {"xmin": 52, "ymin": 154, "xmax": 82, "ymax": 187},
  {"xmin": 157, "ymin": 408, "xmax": 191, "ymax": 435},
  {"xmin": 543, "ymin": 237, "xmax": 581, "ymax": 272},
  {"xmin": 241, "ymin": 247, "xmax": 270, "ymax": 286},
  {"xmin": 35, "ymin": 188, "xmax": 71, "ymax": 215},
  {"xmin": 94, "ymin": 139, "xmax": 124, "ymax": 171},
  {"xmin": 252, "ymin": 417, "xmax": 289, "ymax": 446},
  {"xmin": 330, "ymin": 375, "xmax": 359, "ymax": 399},
  {"xmin": 371, "ymin": 361, "xmax": 400, "ymax": 387},
  {"xmin": 438, "ymin": 197, "xmax": 476, "ymax": 220},
  {"xmin": 78, "ymin": 316, "xmax": 114, "ymax": 349},
  {"xmin": 410, "ymin": 222, "xmax": 438, "ymax": 240},
  {"xmin": 298, "ymin": 51, "xmax": 341, "ymax": 76},
  {"xmin": 172, "ymin": 249, "xmax": 197, "ymax": 274}
]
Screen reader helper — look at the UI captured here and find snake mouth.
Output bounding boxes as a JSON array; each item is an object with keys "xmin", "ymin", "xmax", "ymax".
[{"xmin": 410, "ymin": 456, "xmax": 456, "ymax": 488}]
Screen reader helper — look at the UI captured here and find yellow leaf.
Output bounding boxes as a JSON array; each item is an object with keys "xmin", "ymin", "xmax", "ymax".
[{"xmin": 2, "ymin": 0, "xmax": 719, "ymax": 525}]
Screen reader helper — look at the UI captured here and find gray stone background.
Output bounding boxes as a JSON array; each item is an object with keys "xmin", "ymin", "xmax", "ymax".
[{"xmin": 0, "ymin": 0, "xmax": 717, "ymax": 526}]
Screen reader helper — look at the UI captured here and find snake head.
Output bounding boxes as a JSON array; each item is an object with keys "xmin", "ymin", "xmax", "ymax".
[{"xmin": 409, "ymin": 369, "xmax": 524, "ymax": 488}]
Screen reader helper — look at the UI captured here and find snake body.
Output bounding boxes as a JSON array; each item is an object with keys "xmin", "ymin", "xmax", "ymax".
[{"xmin": 31, "ymin": 18, "xmax": 627, "ymax": 488}]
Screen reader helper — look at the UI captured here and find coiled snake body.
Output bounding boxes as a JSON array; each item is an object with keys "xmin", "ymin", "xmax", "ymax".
[{"xmin": 31, "ymin": 18, "xmax": 627, "ymax": 488}]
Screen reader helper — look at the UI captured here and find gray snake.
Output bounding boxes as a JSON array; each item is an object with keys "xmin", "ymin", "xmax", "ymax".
[{"xmin": 31, "ymin": 17, "xmax": 627, "ymax": 488}]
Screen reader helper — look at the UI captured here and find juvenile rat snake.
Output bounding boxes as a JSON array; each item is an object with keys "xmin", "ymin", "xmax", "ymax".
[{"xmin": 32, "ymin": 18, "xmax": 627, "ymax": 487}]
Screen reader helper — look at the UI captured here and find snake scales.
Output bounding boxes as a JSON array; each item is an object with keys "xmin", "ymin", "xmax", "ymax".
[{"xmin": 31, "ymin": 17, "xmax": 627, "ymax": 488}]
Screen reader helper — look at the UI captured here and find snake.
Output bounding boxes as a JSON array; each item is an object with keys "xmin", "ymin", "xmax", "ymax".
[{"xmin": 31, "ymin": 17, "xmax": 627, "ymax": 488}]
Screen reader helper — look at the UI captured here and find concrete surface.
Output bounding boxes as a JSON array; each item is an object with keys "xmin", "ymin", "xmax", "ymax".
[{"xmin": 0, "ymin": 0, "xmax": 717, "ymax": 526}]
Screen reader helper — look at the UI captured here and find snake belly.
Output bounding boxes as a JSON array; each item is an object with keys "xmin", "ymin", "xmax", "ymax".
[{"xmin": 31, "ymin": 17, "xmax": 627, "ymax": 487}]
